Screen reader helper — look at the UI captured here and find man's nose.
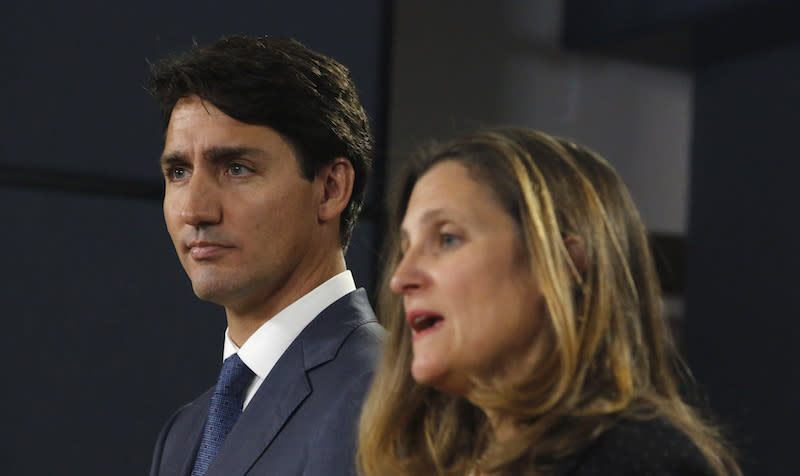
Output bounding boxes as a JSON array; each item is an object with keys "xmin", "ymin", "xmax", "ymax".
[{"xmin": 180, "ymin": 172, "xmax": 222, "ymax": 227}]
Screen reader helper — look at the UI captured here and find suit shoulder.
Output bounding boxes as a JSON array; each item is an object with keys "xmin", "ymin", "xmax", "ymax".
[
  {"xmin": 343, "ymin": 319, "xmax": 385, "ymax": 347},
  {"xmin": 158, "ymin": 387, "xmax": 212, "ymax": 428},
  {"xmin": 334, "ymin": 319, "xmax": 384, "ymax": 366},
  {"xmin": 331, "ymin": 290, "xmax": 385, "ymax": 359},
  {"xmin": 565, "ymin": 418, "xmax": 714, "ymax": 476}
]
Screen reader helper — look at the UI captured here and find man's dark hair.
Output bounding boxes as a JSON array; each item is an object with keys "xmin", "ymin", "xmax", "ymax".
[{"xmin": 147, "ymin": 35, "xmax": 373, "ymax": 249}]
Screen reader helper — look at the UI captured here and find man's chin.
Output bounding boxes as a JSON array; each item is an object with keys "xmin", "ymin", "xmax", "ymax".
[{"xmin": 190, "ymin": 278, "xmax": 235, "ymax": 306}]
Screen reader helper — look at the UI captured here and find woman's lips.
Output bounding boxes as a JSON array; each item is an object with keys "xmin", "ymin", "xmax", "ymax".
[{"xmin": 406, "ymin": 309, "xmax": 445, "ymax": 340}]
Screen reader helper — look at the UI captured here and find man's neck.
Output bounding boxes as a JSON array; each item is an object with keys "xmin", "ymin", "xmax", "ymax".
[{"xmin": 225, "ymin": 251, "xmax": 347, "ymax": 347}]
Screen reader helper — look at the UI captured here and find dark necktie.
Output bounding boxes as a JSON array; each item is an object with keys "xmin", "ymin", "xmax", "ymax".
[{"xmin": 191, "ymin": 353, "xmax": 254, "ymax": 476}]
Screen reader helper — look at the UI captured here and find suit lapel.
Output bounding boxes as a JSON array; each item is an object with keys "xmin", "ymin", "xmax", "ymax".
[
  {"xmin": 174, "ymin": 390, "xmax": 213, "ymax": 476},
  {"xmin": 204, "ymin": 342, "xmax": 311, "ymax": 476},
  {"xmin": 201, "ymin": 289, "xmax": 376, "ymax": 476}
]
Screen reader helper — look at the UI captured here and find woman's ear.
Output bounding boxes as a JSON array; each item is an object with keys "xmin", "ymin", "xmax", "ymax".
[{"xmin": 563, "ymin": 234, "xmax": 587, "ymax": 275}]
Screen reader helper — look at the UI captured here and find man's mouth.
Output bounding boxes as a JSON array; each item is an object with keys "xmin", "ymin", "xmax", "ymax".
[{"xmin": 187, "ymin": 241, "xmax": 233, "ymax": 259}]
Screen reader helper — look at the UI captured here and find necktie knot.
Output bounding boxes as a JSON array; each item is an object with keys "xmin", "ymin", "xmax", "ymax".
[{"xmin": 217, "ymin": 353, "xmax": 253, "ymax": 397}]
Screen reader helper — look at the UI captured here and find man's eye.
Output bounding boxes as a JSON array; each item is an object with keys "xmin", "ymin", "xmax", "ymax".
[
  {"xmin": 228, "ymin": 163, "xmax": 252, "ymax": 176},
  {"xmin": 166, "ymin": 166, "xmax": 188, "ymax": 181}
]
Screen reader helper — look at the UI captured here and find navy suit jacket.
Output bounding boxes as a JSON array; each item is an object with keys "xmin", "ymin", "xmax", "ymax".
[{"xmin": 150, "ymin": 289, "xmax": 383, "ymax": 476}]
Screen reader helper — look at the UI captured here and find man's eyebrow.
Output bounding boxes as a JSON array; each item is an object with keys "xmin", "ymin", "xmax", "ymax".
[
  {"xmin": 159, "ymin": 146, "xmax": 264, "ymax": 168},
  {"xmin": 159, "ymin": 152, "xmax": 186, "ymax": 168},
  {"xmin": 204, "ymin": 146, "xmax": 263, "ymax": 163}
]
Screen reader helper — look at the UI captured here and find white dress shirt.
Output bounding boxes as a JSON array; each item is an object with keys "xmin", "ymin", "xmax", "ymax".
[{"xmin": 221, "ymin": 270, "xmax": 356, "ymax": 409}]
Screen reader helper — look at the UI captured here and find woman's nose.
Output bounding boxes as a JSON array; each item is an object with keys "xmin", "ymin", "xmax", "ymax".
[{"xmin": 390, "ymin": 248, "xmax": 428, "ymax": 295}]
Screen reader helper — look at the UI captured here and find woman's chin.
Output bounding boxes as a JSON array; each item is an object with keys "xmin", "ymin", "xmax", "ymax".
[{"xmin": 411, "ymin": 363, "xmax": 471, "ymax": 396}]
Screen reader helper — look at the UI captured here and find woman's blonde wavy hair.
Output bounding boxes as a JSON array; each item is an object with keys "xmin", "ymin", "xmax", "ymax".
[{"xmin": 357, "ymin": 127, "xmax": 741, "ymax": 476}]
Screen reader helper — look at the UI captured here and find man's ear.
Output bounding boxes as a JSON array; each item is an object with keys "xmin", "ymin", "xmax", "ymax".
[
  {"xmin": 563, "ymin": 233, "xmax": 587, "ymax": 276},
  {"xmin": 318, "ymin": 157, "xmax": 354, "ymax": 222}
]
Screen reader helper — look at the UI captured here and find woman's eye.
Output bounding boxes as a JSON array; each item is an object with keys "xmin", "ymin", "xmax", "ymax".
[{"xmin": 440, "ymin": 233, "xmax": 461, "ymax": 248}]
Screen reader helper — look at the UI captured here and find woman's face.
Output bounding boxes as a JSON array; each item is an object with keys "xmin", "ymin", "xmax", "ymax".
[{"xmin": 391, "ymin": 160, "xmax": 546, "ymax": 397}]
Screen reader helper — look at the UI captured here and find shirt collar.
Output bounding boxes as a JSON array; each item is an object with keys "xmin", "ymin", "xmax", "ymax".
[{"xmin": 222, "ymin": 270, "xmax": 356, "ymax": 379}]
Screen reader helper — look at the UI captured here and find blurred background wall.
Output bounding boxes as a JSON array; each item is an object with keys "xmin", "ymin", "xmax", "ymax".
[{"xmin": 2, "ymin": 0, "xmax": 797, "ymax": 474}]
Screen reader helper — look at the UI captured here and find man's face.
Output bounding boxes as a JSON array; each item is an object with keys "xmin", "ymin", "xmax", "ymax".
[{"xmin": 161, "ymin": 95, "xmax": 324, "ymax": 316}]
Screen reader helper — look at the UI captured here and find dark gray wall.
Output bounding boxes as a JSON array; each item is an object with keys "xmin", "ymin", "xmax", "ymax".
[
  {"xmin": 2, "ymin": 2, "xmax": 390, "ymax": 474},
  {"xmin": 565, "ymin": 0, "xmax": 800, "ymax": 473},
  {"xmin": 685, "ymin": 42, "xmax": 800, "ymax": 475}
]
